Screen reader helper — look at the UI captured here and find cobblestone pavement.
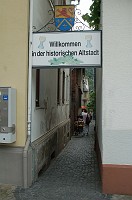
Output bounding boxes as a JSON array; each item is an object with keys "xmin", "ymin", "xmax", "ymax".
[
  {"xmin": 14, "ymin": 122, "xmax": 111, "ymax": 200},
  {"xmin": 1, "ymin": 122, "xmax": 132, "ymax": 200},
  {"xmin": 111, "ymin": 196, "xmax": 132, "ymax": 200},
  {"xmin": 0, "ymin": 184, "xmax": 16, "ymax": 200}
]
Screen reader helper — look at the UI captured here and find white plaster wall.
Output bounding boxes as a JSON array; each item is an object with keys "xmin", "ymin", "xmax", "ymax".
[
  {"xmin": 96, "ymin": 68, "xmax": 103, "ymax": 156},
  {"xmin": 32, "ymin": 68, "xmax": 70, "ymax": 141},
  {"xmin": 102, "ymin": 0, "xmax": 132, "ymax": 164},
  {"xmin": 33, "ymin": 0, "xmax": 52, "ymax": 32},
  {"xmin": 33, "ymin": 0, "xmax": 64, "ymax": 31},
  {"xmin": 31, "ymin": 0, "xmax": 70, "ymax": 141}
]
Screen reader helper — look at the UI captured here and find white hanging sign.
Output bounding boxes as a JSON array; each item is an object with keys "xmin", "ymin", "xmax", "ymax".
[{"xmin": 32, "ymin": 31, "xmax": 102, "ymax": 68}]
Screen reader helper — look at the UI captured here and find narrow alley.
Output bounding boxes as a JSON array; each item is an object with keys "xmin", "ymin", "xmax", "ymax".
[
  {"xmin": 1, "ymin": 122, "xmax": 132, "ymax": 200},
  {"xmin": 14, "ymin": 121, "xmax": 111, "ymax": 200}
]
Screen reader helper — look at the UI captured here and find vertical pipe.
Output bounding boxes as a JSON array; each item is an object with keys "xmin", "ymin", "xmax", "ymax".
[
  {"xmin": 23, "ymin": 136, "xmax": 30, "ymax": 188},
  {"xmin": 23, "ymin": 0, "xmax": 33, "ymax": 188},
  {"xmin": 28, "ymin": 0, "xmax": 33, "ymax": 137}
]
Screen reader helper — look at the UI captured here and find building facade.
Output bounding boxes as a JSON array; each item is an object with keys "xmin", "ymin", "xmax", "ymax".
[
  {"xmin": 0, "ymin": 0, "xmax": 70, "ymax": 187},
  {"xmin": 82, "ymin": 76, "xmax": 89, "ymax": 107},
  {"xmin": 1, "ymin": 0, "xmax": 132, "ymax": 195},
  {"xmin": 70, "ymin": 68, "xmax": 84, "ymax": 134},
  {"xmin": 95, "ymin": 0, "xmax": 132, "ymax": 195}
]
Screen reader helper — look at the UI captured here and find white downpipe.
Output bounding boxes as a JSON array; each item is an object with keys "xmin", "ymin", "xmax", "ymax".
[
  {"xmin": 23, "ymin": 0, "xmax": 33, "ymax": 188},
  {"xmin": 23, "ymin": 136, "xmax": 30, "ymax": 188},
  {"xmin": 28, "ymin": 0, "xmax": 33, "ymax": 137}
]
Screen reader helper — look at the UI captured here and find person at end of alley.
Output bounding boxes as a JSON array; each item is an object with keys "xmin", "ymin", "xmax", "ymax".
[
  {"xmin": 74, "ymin": 115, "xmax": 84, "ymax": 136},
  {"xmin": 82, "ymin": 109, "xmax": 91, "ymax": 136}
]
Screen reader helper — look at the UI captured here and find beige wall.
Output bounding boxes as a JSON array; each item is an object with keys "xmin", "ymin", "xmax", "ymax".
[{"xmin": 0, "ymin": 0, "xmax": 29, "ymax": 146}]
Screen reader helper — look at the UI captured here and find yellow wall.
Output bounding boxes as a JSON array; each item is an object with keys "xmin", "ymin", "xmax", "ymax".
[{"xmin": 0, "ymin": 0, "xmax": 29, "ymax": 146}]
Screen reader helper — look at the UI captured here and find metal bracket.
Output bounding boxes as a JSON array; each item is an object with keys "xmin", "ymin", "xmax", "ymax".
[
  {"xmin": 33, "ymin": 7, "xmax": 90, "ymax": 33},
  {"xmin": 1, "ymin": 124, "xmax": 15, "ymax": 134}
]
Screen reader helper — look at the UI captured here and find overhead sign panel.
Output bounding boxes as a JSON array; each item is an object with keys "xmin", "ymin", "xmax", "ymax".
[{"xmin": 32, "ymin": 31, "xmax": 102, "ymax": 68}]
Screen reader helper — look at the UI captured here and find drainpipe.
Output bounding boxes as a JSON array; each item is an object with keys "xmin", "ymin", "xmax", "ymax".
[
  {"xmin": 23, "ymin": 0, "xmax": 33, "ymax": 188},
  {"xmin": 23, "ymin": 136, "xmax": 31, "ymax": 188},
  {"xmin": 28, "ymin": 0, "xmax": 33, "ymax": 138}
]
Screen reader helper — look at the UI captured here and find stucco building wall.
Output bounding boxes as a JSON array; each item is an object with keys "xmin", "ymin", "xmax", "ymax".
[
  {"xmin": 0, "ymin": 0, "xmax": 71, "ymax": 187},
  {"xmin": 0, "ymin": 0, "xmax": 29, "ymax": 146},
  {"xmin": 101, "ymin": 0, "xmax": 132, "ymax": 194},
  {"xmin": 102, "ymin": 0, "xmax": 132, "ymax": 165},
  {"xmin": 96, "ymin": 68, "xmax": 102, "ymax": 157}
]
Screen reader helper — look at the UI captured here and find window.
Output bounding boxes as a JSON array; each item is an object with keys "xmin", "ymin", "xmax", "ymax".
[
  {"xmin": 36, "ymin": 69, "xmax": 40, "ymax": 107},
  {"xmin": 66, "ymin": 75, "xmax": 69, "ymax": 102},
  {"xmin": 57, "ymin": 69, "xmax": 61, "ymax": 104},
  {"xmin": 62, "ymin": 71, "xmax": 65, "ymax": 104}
]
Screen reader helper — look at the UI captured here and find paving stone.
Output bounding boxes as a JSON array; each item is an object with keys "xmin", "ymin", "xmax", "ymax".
[
  {"xmin": 14, "ymin": 122, "xmax": 111, "ymax": 200},
  {"xmin": 1, "ymin": 121, "xmax": 132, "ymax": 200},
  {"xmin": 111, "ymin": 195, "xmax": 132, "ymax": 200},
  {"xmin": 0, "ymin": 184, "xmax": 16, "ymax": 200}
]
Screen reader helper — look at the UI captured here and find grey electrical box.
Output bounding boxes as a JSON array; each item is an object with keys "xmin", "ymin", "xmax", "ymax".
[{"xmin": 0, "ymin": 87, "xmax": 16, "ymax": 143}]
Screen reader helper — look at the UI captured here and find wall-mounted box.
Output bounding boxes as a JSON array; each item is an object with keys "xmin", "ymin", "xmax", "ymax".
[{"xmin": 0, "ymin": 87, "xmax": 16, "ymax": 143}]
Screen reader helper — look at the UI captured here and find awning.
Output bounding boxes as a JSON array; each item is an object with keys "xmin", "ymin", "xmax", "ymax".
[{"xmin": 81, "ymin": 106, "xmax": 86, "ymax": 109}]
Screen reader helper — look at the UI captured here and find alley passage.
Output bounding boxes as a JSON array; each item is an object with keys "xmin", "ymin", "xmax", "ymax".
[{"xmin": 14, "ymin": 122, "xmax": 111, "ymax": 200}]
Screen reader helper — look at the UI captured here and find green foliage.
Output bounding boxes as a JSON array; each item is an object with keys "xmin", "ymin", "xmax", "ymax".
[
  {"xmin": 85, "ymin": 68, "xmax": 95, "ymax": 112},
  {"xmin": 85, "ymin": 68, "xmax": 94, "ymax": 92},
  {"xmin": 82, "ymin": 0, "xmax": 101, "ymax": 30},
  {"xmin": 87, "ymin": 91, "xmax": 96, "ymax": 114}
]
